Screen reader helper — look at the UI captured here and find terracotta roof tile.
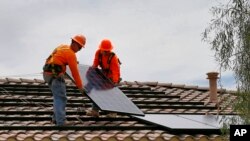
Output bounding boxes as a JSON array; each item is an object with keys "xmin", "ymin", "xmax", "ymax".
[
  {"xmin": 20, "ymin": 78, "xmax": 36, "ymax": 84},
  {"xmin": 138, "ymin": 81, "xmax": 158, "ymax": 86},
  {"xmin": 83, "ymin": 133, "xmax": 101, "ymax": 141},
  {"xmin": 197, "ymin": 86, "xmax": 210, "ymax": 91},
  {"xmin": 194, "ymin": 134, "xmax": 210, "ymax": 140},
  {"xmin": 123, "ymin": 81, "xmax": 136, "ymax": 85},
  {"xmin": 117, "ymin": 134, "xmax": 131, "ymax": 141},
  {"xmin": 67, "ymin": 133, "xmax": 84, "ymax": 141},
  {"xmin": 171, "ymin": 84, "xmax": 186, "ymax": 88},
  {"xmin": 16, "ymin": 133, "xmax": 34, "ymax": 141},
  {"xmin": 34, "ymin": 134, "xmax": 52, "ymax": 141},
  {"xmin": 51, "ymin": 133, "xmax": 68, "ymax": 141},
  {"xmin": 0, "ymin": 77, "xmax": 236, "ymax": 141},
  {"xmin": 99, "ymin": 133, "xmax": 115, "ymax": 140},
  {"xmin": 184, "ymin": 85, "xmax": 199, "ymax": 89},
  {"xmin": 0, "ymin": 78, "xmax": 8, "ymax": 84},
  {"xmin": 33, "ymin": 79, "xmax": 45, "ymax": 84},
  {"xmin": 178, "ymin": 134, "xmax": 195, "ymax": 140},
  {"xmin": 131, "ymin": 132, "xmax": 147, "ymax": 140},
  {"xmin": 6, "ymin": 78, "xmax": 22, "ymax": 83},
  {"xmin": 157, "ymin": 82, "xmax": 173, "ymax": 87},
  {"xmin": 161, "ymin": 133, "xmax": 179, "ymax": 141}
]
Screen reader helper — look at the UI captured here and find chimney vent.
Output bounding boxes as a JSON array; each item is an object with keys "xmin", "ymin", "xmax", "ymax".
[{"xmin": 206, "ymin": 72, "xmax": 219, "ymax": 103}]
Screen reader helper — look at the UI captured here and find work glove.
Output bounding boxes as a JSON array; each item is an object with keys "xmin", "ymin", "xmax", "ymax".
[
  {"xmin": 79, "ymin": 88, "xmax": 88, "ymax": 95},
  {"xmin": 114, "ymin": 83, "xmax": 120, "ymax": 87}
]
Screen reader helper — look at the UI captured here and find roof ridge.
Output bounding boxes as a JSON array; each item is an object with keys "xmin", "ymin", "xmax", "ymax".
[
  {"xmin": 0, "ymin": 77, "xmax": 45, "ymax": 84},
  {"xmin": 124, "ymin": 81, "xmax": 205, "ymax": 90},
  {"xmin": 0, "ymin": 77, "xmax": 236, "ymax": 92}
]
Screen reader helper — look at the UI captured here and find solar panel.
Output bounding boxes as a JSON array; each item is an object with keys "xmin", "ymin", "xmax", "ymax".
[
  {"xmin": 66, "ymin": 64, "xmax": 144, "ymax": 116},
  {"xmin": 133, "ymin": 114, "xmax": 239, "ymax": 134},
  {"xmin": 134, "ymin": 114, "xmax": 222, "ymax": 130}
]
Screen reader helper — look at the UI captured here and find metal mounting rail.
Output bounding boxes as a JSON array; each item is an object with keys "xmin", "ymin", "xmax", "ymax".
[
  {"xmin": 0, "ymin": 104, "xmax": 215, "ymax": 110},
  {"xmin": 1, "ymin": 89, "xmax": 162, "ymax": 95},
  {"xmin": 1, "ymin": 102, "xmax": 212, "ymax": 109},
  {"xmin": 0, "ymin": 111, "xmax": 82, "ymax": 115},
  {"xmin": 0, "ymin": 125, "xmax": 159, "ymax": 131},
  {"xmin": 0, "ymin": 102, "xmax": 91, "ymax": 107},
  {"xmin": 0, "ymin": 102, "xmax": 204, "ymax": 108},
  {"xmin": 0, "ymin": 84, "xmax": 76, "ymax": 89},
  {"xmin": 137, "ymin": 105, "xmax": 217, "ymax": 109},
  {"xmin": 0, "ymin": 116, "xmax": 133, "ymax": 121},
  {"xmin": 0, "ymin": 91, "xmax": 82, "ymax": 96},
  {"xmin": 0, "ymin": 84, "xmax": 152, "ymax": 91},
  {"xmin": 169, "ymin": 128, "xmax": 221, "ymax": 135},
  {"xmin": 0, "ymin": 110, "xmax": 143, "ymax": 116},
  {"xmin": 119, "ymin": 87, "xmax": 151, "ymax": 91},
  {"xmin": 134, "ymin": 101, "xmax": 204, "ymax": 105},
  {"xmin": 0, "ymin": 98, "xmax": 89, "ymax": 103},
  {"xmin": 0, "ymin": 98, "xmax": 203, "ymax": 105},
  {"xmin": 0, "ymin": 88, "xmax": 78, "ymax": 93},
  {"xmin": 121, "ymin": 90, "xmax": 165, "ymax": 94},
  {"xmin": 1, "ymin": 91, "xmax": 179, "ymax": 98},
  {"xmin": 125, "ymin": 94, "xmax": 180, "ymax": 98},
  {"xmin": 1, "ymin": 84, "xmax": 152, "ymax": 91}
]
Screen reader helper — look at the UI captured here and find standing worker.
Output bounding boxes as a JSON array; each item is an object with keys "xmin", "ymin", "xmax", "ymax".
[
  {"xmin": 43, "ymin": 34, "xmax": 87, "ymax": 126},
  {"xmin": 86, "ymin": 39, "xmax": 121, "ymax": 117}
]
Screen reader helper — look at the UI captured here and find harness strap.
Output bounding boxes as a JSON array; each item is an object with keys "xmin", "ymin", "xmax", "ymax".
[
  {"xmin": 98, "ymin": 52, "xmax": 113, "ymax": 68},
  {"xmin": 98, "ymin": 52, "xmax": 116, "ymax": 75},
  {"xmin": 44, "ymin": 48, "xmax": 62, "ymax": 77},
  {"xmin": 98, "ymin": 52, "xmax": 122, "ymax": 83}
]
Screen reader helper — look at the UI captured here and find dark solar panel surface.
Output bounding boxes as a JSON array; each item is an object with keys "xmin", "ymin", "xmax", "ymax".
[{"xmin": 66, "ymin": 64, "xmax": 144, "ymax": 116}]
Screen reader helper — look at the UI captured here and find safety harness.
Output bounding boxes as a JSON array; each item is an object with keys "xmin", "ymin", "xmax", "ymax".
[
  {"xmin": 43, "ymin": 48, "xmax": 63, "ymax": 77},
  {"xmin": 98, "ymin": 52, "xmax": 121, "ymax": 79}
]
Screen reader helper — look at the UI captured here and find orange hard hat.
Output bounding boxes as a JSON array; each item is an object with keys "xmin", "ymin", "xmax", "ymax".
[
  {"xmin": 72, "ymin": 34, "xmax": 86, "ymax": 47},
  {"xmin": 99, "ymin": 39, "xmax": 113, "ymax": 51}
]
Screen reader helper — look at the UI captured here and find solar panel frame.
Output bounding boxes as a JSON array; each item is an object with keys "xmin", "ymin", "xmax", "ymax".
[
  {"xmin": 66, "ymin": 64, "xmax": 144, "ymax": 116},
  {"xmin": 134, "ymin": 114, "xmax": 221, "ymax": 129},
  {"xmin": 133, "ymin": 114, "xmax": 241, "ymax": 134}
]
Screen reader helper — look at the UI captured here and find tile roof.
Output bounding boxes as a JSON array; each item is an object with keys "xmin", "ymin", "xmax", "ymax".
[{"xmin": 0, "ymin": 77, "xmax": 236, "ymax": 141}]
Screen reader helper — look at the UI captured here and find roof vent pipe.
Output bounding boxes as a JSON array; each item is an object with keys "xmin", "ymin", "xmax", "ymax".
[{"xmin": 206, "ymin": 72, "xmax": 219, "ymax": 103}]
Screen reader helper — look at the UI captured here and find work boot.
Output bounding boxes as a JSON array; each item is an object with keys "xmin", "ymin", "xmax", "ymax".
[
  {"xmin": 63, "ymin": 120, "xmax": 74, "ymax": 126},
  {"xmin": 51, "ymin": 119, "xmax": 56, "ymax": 125},
  {"xmin": 107, "ymin": 112, "xmax": 117, "ymax": 118},
  {"xmin": 53, "ymin": 120, "xmax": 74, "ymax": 126},
  {"xmin": 86, "ymin": 109, "xmax": 100, "ymax": 117}
]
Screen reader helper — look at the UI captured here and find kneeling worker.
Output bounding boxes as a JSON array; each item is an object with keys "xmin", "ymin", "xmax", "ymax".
[{"xmin": 86, "ymin": 39, "xmax": 121, "ymax": 117}]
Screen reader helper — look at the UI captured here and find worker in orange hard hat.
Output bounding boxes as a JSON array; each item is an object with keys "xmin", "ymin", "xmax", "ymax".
[
  {"xmin": 43, "ymin": 34, "xmax": 87, "ymax": 126},
  {"xmin": 86, "ymin": 39, "xmax": 121, "ymax": 118}
]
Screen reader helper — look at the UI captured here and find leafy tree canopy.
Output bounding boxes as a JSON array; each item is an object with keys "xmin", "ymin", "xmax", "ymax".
[{"xmin": 202, "ymin": 1, "xmax": 250, "ymax": 137}]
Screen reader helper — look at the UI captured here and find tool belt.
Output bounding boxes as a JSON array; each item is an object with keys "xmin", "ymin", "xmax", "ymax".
[
  {"xmin": 43, "ymin": 72, "xmax": 65, "ymax": 85},
  {"xmin": 43, "ymin": 64, "xmax": 63, "ymax": 76}
]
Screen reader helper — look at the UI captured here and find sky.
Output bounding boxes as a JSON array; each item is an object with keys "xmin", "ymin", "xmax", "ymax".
[{"xmin": 0, "ymin": 0, "xmax": 236, "ymax": 90}]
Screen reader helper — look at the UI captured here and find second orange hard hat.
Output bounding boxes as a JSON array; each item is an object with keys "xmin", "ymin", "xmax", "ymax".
[{"xmin": 99, "ymin": 39, "xmax": 113, "ymax": 51}]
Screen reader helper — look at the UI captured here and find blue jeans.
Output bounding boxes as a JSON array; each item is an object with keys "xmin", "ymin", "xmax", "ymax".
[{"xmin": 49, "ymin": 76, "xmax": 67, "ymax": 126}]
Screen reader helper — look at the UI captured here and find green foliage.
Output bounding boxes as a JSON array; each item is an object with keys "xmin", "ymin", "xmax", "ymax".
[
  {"xmin": 233, "ymin": 91, "xmax": 250, "ymax": 123},
  {"xmin": 203, "ymin": 0, "xmax": 250, "ymax": 76},
  {"xmin": 202, "ymin": 0, "xmax": 250, "ymax": 137},
  {"xmin": 218, "ymin": 91, "xmax": 250, "ymax": 140}
]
